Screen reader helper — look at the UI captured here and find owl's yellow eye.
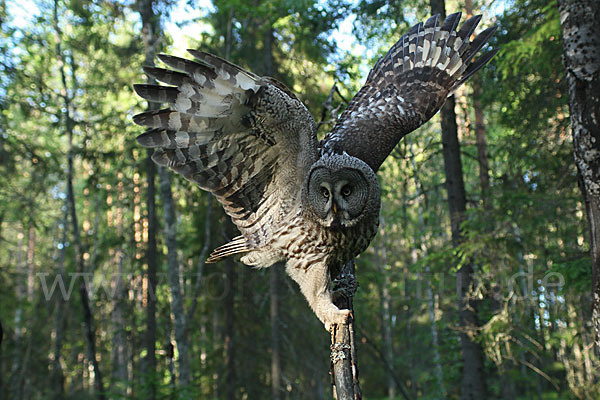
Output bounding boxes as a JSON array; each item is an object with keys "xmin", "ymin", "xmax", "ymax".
[
  {"xmin": 321, "ymin": 187, "xmax": 330, "ymax": 198},
  {"xmin": 341, "ymin": 185, "xmax": 352, "ymax": 197}
]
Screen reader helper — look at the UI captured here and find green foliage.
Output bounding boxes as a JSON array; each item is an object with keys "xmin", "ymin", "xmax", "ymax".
[
  {"xmin": 0, "ymin": 0, "xmax": 597, "ymax": 399},
  {"xmin": 482, "ymin": 0, "xmax": 567, "ymax": 134}
]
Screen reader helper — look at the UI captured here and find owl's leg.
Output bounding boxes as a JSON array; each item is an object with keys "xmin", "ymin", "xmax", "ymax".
[{"xmin": 286, "ymin": 260, "xmax": 351, "ymax": 331}]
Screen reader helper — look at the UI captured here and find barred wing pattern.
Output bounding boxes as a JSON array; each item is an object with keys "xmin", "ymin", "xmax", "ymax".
[
  {"xmin": 133, "ymin": 50, "xmax": 318, "ymax": 260},
  {"xmin": 321, "ymin": 12, "xmax": 498, "ymax": 172}
]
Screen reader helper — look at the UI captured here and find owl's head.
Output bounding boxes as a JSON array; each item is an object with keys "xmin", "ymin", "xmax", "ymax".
[{"xmin": 303, "ymin": 153, "xmax": 380, "ymax": 229}]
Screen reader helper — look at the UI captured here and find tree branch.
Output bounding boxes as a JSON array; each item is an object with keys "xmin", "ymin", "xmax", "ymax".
[
  {"xmin": 316, "ymin": 83, "xmax": 347, "ymax": 131},
  {"xmin": 330, "ymin": 260, "xmax": 362, "ymax": 400}
]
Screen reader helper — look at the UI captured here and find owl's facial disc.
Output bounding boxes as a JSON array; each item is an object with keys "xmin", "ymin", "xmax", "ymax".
[
  {"xmin": 331, "ymin": 173, "xmax": 370, "ymax": 227},
  {"xmin": 306, "ymin": 168, "xmax": 334, "ymax": 223},
  {"xmin": 307, "ymin": 166, "xmax": 370, "ymax": 228}
]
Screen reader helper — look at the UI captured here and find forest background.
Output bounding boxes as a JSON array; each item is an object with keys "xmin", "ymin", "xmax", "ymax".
[{"xmin": 0, "ymin": 0, "xmax": 598, "ymax": 399}]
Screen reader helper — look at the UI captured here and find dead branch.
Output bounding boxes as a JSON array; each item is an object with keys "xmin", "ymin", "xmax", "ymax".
[{"xmin": 330, "ymin": 260, "xmax": 361, "ymax": 400}]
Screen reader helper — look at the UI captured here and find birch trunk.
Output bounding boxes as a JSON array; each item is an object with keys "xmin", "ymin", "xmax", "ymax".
[{"xmin": 557, "ymin": 0, "xmax": 600, "ymax": 352}]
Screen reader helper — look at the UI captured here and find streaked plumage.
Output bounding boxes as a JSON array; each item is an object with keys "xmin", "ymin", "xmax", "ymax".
[{"xmin": 133, "ymin": 12, "xmax": 497, "ymax": 330}]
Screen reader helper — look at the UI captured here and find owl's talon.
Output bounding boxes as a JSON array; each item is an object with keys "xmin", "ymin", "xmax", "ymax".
[{"xmin": 324, "ymin": 308, "xmax": 351, "ymax": 331}]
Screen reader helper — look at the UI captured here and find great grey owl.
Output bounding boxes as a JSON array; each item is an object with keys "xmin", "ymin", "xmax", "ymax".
[{"xmin": 133, "ymin": 13, "xmax": 497, "ymax": 330}]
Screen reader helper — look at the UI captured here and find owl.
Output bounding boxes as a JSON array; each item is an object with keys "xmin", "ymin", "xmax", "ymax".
[{"xmin": 133, "ymin": 13, "xmax": 497, "ymax": 330}]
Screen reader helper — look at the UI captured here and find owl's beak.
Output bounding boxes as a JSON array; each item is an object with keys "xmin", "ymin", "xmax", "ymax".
[{"xmin": 332, "ymin": 202, "xmax": 338, "ymax": 215}]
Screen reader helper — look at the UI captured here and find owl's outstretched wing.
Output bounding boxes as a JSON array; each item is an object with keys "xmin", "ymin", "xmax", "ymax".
[
  {"xmin": 133, "ymin": 50, "xmax": 318, "ymax": 261},
  {"xmin": 321, "ymin": 12, "xmax": 498, "ymax": 172}
]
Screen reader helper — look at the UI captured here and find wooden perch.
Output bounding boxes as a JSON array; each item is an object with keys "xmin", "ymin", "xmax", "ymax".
[{"xmin": 330, "ymin": 260, "xmax": 361, "ymax": 400}]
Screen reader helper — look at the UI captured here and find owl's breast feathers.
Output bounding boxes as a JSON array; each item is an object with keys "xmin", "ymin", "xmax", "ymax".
[{"xmin": 269, "ymin": 209, "xmax": 378, "ymax": 270}]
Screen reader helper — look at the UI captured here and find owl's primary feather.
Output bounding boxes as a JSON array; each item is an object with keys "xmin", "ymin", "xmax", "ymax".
[
  {"xmin": 133, "ymin": 13, "xmax": 497, "ymax": 330},
  {"xmin": 321, "ymin": 12, "xmax": 498, "ymax": 172},
  {"xmin": 134, "ymin": 50, "xmax": 318, "ymax": 260}
]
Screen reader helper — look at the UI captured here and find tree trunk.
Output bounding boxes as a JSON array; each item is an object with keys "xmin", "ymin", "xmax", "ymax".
[
  {"xmin": 443, "ymin": 94, "xmax": 488, "ymax": 400},
  {"xmin": 270, "ymin": 265, "xmax": 282, "ymax": 400},
  {"xmin": 26, "ymin": 224, "xmax": 35, "ymax": 302},
  {"xmin": 221, "ymin": 15, "xmax": 237, "ymax": 400},
  {"xmin": 66, "ymin": 72, "xmax": 106, "ymax": 400},
  {"xmin": 143, "ymin": 150, "xmax": 158, "ymax": 398},
  {"xmin": 568, "ymin": 304, "xmax": 586, "ymax": 393},
  {"xmin": 50, "ymin": 200, "xmax": 69, "ymax": 399},
  {"xmin": 110, "ymin": 252, "xmax": 128, "ymax": 397},
  {"xmin": 53, "ymin": 1, "xmax": 105, "ymax": 398},
  {"xmin": 430, "ymin": 3, "xmax": 489, "ymax": 398},
  {"xmin": 223, "ymin": 216, "xmax": 237, "ymax": 400},
  {"xmin": 136, "ymin": 0, "xmax": 161, "ymax": 395},
  {"xmin": 211, "ymin": 308, "xmax": 220, "ymax": 397},
  {"xmin": 377, "ymin": 216, "xmax": 396, "ymax": 400},
  {"xmin": 465, "ymin": 0, "xmax": 490, "ymax": 209},
  {"xmin": 472, "ymin": 77, "xmax": 491, "ymax": 207},
  {"xmin": 159, "ymin": 167, "xmax": 191, "ymax": 389},
  {"xmin": 0, "ymin": 318, "xmax": 3, "ymax": 393},
  {"xmin": 185, "ymin": 195, "xmax": 212, "ymax": 326},
  {"xmin": 11, "ymin": 227, "xmax": 24, "ymax": 398},
  {"xmin": 409, "ymin": 142, "xmax": 446, "ymax": 397},
  {"xmin": 557, "ymin": 0, "xmax": 600, "ymax": 352}
]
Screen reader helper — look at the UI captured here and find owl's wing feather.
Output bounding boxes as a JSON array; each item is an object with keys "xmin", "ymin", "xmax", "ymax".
[
  {"xmin": 321, "ymin": 13, "xmax": 498, "ymax": 172},
  {"xmin": 133, "ymin": 50, "xmax": 318, "ymax": 261}
]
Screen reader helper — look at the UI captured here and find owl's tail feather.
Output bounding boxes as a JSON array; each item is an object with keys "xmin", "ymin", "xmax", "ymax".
[{"xmin": 206, "ymin": 236, "xmax": 249, "ymax": 263}]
